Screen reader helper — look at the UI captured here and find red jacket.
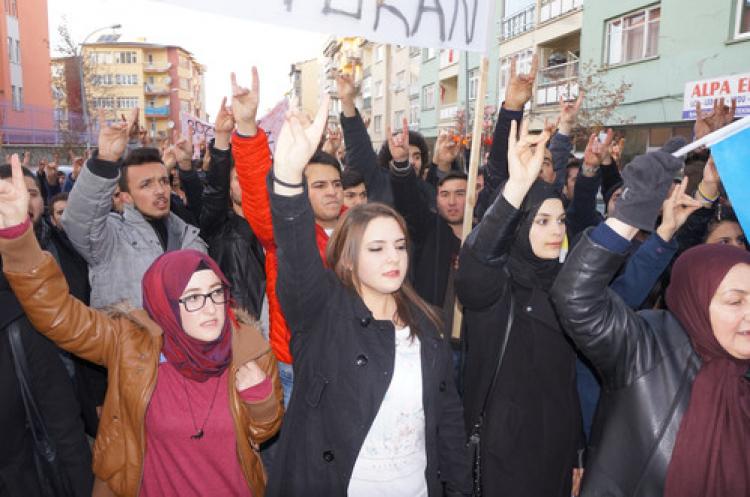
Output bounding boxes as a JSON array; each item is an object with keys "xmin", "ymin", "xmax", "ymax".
[{"xmin": 231, "ymin": 130, "xmax": 331, "ymax": 364}]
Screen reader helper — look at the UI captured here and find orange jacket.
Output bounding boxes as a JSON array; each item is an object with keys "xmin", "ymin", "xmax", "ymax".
[{"xmin": 231, "ymin": 130, "xmax": 332, "ymax": 364}]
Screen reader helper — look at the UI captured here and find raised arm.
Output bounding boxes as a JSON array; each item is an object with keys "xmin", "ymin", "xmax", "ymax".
[
  {"xmin": 549, "ymin": 93, "xmax": 584, "ymax": 191},
  {"xmin": 61, "ymin": 108, "xmax": 138, "ymax": 265},
  {"xmin": 550, "ymin": 143, "xmax": 686, "ymax": 386},
  {"xmin": 0, "ymin": 155, "xmax": 122, "ymax": 367},
  {"xmin": 229, "ymin": 68, "xmax": 275, "ymax": 250},
  {"xmin": 456, "ymin": 120, "xmax": 550, "ymax": 310},
  {"xmin": 174, "ymin": 134, "xmax": 204, "ymax": 223},
  {"xmin": 199, "ymin": 99, "xmax": 235, "ymax": 238},
  {"xmin": 270, "ymin": 96, "xmax": 333, "ymax": 333},
  {"xmin": 387, "ymin": 118, "xmax": 434, "ymax": 247},
  {"xmin": 337, "ymin": 73, "xmax": 392, "ymax": 204}
]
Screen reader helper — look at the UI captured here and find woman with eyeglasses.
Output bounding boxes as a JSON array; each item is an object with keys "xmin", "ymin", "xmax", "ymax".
[{"xmin": 0, "ymin": 155, "xmax": 283, "ymax": 497}]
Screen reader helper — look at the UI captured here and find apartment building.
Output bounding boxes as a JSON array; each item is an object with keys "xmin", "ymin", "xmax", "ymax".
[
  {"xmin": 55, "ymin": 37, "xmax": 207, "ymax": 141},
  {"xmin": 0, "ymin": 0, "xmax": 56, "ymax": 145},
  {"xmin": 580, "ymin": 0, "xmax": 750, "ymax": 153},
  {"xmin": 290, "ymin": 57, "xmax": 322, "ymax": 119}
]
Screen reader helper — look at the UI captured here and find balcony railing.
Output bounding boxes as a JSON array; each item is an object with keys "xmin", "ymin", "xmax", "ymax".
[
  {"xmin": 143, "ymin": 62, "xmax": 172, "ymax": 72},
  {"xmin": 499, "ymin": 4, "xmax": 535, "ymax": 41},
  {"xmin": 539, "ymin": 0, "xmax": 583, "ymax": 24},
  {"xmin": 144, "ymin": 83, "xmax": 169, "ymax": 95},
  {"xmin": 439, "ymin": 104, "xmax": 458, "ymax": 121},
  {"xmin": 144, "ymin": 105, "xmax": 170, "ymax": 117},
  {"xmin": 535, "ymin": 59, "xmax": 579, "ymax": 106}
]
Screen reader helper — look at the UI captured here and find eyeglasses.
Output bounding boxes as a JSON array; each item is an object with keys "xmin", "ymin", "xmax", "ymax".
[{"xmin": 178, "ymin": 287, "xmax": 228, "ymax": 312}]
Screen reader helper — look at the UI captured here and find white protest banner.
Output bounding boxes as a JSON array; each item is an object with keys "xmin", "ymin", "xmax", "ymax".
[
  {"xmin": 258, "ymin": 99, "xmax": 289, "ymax": 154},
  {"xmin": 156, "ymin": 0, "xmax": 496, "ymax": 53},
  {"xmin": 682, "ymin": 73, "xmax": 750, "ymax": 120}
]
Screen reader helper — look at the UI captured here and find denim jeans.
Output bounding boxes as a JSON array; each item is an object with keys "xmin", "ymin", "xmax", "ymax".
[{"xmin": 278, "ymin": 360, "xmax": 294, "ymax": 409}]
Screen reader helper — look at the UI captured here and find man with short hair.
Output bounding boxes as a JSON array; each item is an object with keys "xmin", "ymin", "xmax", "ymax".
[
  {"xmin": 62, "ymin": 109, "xmax": 206, "ymax": 309},
  {"xmin": 341, "ymin": 168, "xmax": 368, "ymax": 208},
  {"xmin": 48, "ymin": 192, "xmax": 68, "ymax": 228}
]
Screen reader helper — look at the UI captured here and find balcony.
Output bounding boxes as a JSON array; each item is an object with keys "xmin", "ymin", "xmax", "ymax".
[
  {"xmin": 144, "ymin": 105, "xmax": 170, "ymax": 117},
  {"xmin": 439, "ymin": 49, "xmax": 459, "ymax": 69},
  {"xmin": 143, "ymin": 62, "xmax": 172, "ymax": 73},
  {"xmin": 343, "ymin": 48, "xmax": 362, "ymax": 61},
  {"xmin": 535, "ymin": 59, "xmax": 579, "ymax": 106},
  {"xmin": 144, "ymin": 83, "xmax": 170, "ymax": 95},
  {"xmin": 499, "ymin": 4, "xmax": 535, "ymax": 41},
  {"xmin": 439, "ymin": 104, "xmax": 458, "ymax": 121},
  {"xmin": 539, "ymin": 0, "xmax": 583, "ymax": 24}
]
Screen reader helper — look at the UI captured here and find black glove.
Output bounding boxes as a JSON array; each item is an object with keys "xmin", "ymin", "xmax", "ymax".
[{"xmin": 614, "ymin": 137, "xmax": 686, "ymax": 231}]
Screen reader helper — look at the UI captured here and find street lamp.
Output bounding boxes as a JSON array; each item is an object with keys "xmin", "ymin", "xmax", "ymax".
[{"xmin": 78, "ymin": 23, "xmax": 122, "ymax": 150}]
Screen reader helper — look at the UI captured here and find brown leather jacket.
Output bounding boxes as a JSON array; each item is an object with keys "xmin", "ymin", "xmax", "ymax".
[{"xmin": 1, "ymin": 227, "xmax": 283, "ymax": 497}]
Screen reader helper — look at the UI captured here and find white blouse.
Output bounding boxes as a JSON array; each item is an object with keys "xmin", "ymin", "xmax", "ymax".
[{"xmin": 348, "ymin": 326, "xmax": 428, "ymax": 497}]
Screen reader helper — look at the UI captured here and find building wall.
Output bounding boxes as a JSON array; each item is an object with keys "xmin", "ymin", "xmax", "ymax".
[
  {"xmin": 580, "ymin": 0, "xmax": 750, "ymax": 151},
  {"xmin": 298, "ymin": 58, "xmax": 322, "ymax": 118},
  {"xmin": 0, "ymin": 0, "xmax": 55, "ymax": 144}
]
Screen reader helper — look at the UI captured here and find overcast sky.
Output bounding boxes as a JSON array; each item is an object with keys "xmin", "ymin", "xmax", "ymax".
[{"xmin": 47, "ymin": 0, "xmax": 329, "ymax": 120}]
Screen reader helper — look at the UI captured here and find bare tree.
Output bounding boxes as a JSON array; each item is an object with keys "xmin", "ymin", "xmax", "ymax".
[{"xmin": 574, "ymin": 61, "xmax": 634, "ymax": 140}]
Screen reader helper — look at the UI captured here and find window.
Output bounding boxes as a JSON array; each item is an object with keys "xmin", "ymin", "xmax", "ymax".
[
  {"xmin": 606, "ymin": 6, "xmax": 660, "ymax": 65},
  {"xmin": 374, "ymin": 80, "xmax": 383, "ymax": 98},
  {"xmin": 93, "ymin": 97, "xmax": 115, "ymax": 109},
  {"xmin": 376, "ymin": 45, "xmax": 385, "ymax": 62},
  {"xmin": 396, "ymin": 71, "xmax": 405, "ymax": 92},
  {"xmin": 148, "ymin": 54, "xmax": 154, "ymax": 64},
  {"xmin": 117, "ymin": 97, "xmax": 139, "ymax": 109},
  {"xmin": 14, "ymin": 40, "xmax": 20, "ymax": 65},
  {"xmin": 89, "ymin": 52, "xmax": 112, "ymax": 65},
  {"xmin": 469, "ymin": 70, "xmax": 479, "ymax": 100},
  {"xmin": 737, "ymin": 0, "xmax": 750, "ymax": 38},
  {"xmin": 393, "ymin": 110, "xmax": 405, "ymax": 129},
  {"xmin": 115, "ymin": 51, "xmax": 137, "ymax": 64},
  {"xmin": 424, "ymin": 47, "xmax": 436, "ymax": 61},
  {"xmin": 92, "ymin": 74, "xmax": 115, "ymax": 86},
  {"xmin": 11, "ymin": 86, "xmax": 22, "ymax": 111},
  {"xmin": 7, "ymin": 37, "xmax": 13, "ymax": 63},
  {"xmin": 180, "ymin": 77, "xmax": 191, "ymax": 91},
  {"xmin": 539, "ymin": 0, "xmax": 582, "ymax": 23},
  {"xmin": 114, "ymin": 74, "xmax": 138, "ymax": 85},
  {"xmin": 373, "ymin": 115, "xmax": 382, "ymax": 133},
  {"xmin": 423, "ymin": 84, "xmax": 436, "ymax": 109},
  {"xmin": 180, "ymin": 100, "xmax": 191, "ymax": 113},
  {"xmin": 410, "ymin": 103, "xmax": 420, "ymax": 127}
]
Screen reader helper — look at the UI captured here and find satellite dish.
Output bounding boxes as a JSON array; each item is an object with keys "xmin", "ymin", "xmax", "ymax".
[{"xmin": 167, "ymin": 121, "xmax": 175, "ymax": 129}]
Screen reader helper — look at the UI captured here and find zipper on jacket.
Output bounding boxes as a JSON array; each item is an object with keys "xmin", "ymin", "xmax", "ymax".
[{"xmin": 134, "ymin": 348, "xmax": 160, "ymax": 495}]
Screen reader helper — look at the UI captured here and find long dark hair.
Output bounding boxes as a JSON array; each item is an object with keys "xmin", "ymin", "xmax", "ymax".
[{"xmin": 326, "ymin": 202, "xmax": 442, "ymax": 338}]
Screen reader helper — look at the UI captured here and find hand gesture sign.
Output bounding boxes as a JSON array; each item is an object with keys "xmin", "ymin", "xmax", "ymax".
[
  {"xmin": 504, "ymin": 54, "xmax": 538, "ymax": 111},
  {"xmin": 434, "ymin": 129, "xmax": 459, "ymax": 168},
  {"xmin": 0, "ymin": 154, "xmax": 30, "ymax": 229},
  {"xmin": 386, "ymin": 118, "xmax": 410, "ymax": 163},
  {"xmin": 231, "ymin": 68, "xmax": 259, "ymax": 136},
  {"xmin": 558, "ymin": 92, "xmax": 583, "ymax": 135},
  {"xmin": 657, "ymin": 177, "xmax": 702, "ymax": 241},
  {"xmin": 98, "ymin": 107, "xmax": 138, "ymax": 162},
  {"xmin": 507, "ymin": 119, "xmax": 552, "ymax": 189},
  {"xmin": 322, "ymin": 126, "xmax": 342, "ymax": 156},
  {"xmin": 174, "ymin": 137, "xmax": 194, "ymax": 171},
  {"xmin": 336, "ymin": 72, "xmax": 357, "ymax": 105},
  {"xmin": 214, "ymin": 96, "xmax": 235, "ymax": 135},
  {"xmin": 235, "ymin": 360, "xmax": 267, "ymax": 392},
  {"xmin": 583, "ymin": 129, "xmax": 614, "ymax": 168},
  {"xmin": 273, "ymin": 94, "xmax": 331, "ymax": 187},
  {"xmin": 694, "ymin": 97, "xmax": 737, "ymax": 140},
  {"xmin": 44, "ymin": 160, "xmax": 59, "ymax": 187}
]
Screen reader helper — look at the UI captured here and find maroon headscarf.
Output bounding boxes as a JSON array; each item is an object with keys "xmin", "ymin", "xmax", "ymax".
[
  {"xmin": 142, "ymin": 249, "xmax": 235, "ymax": 382},
  {"xmin": 664, "ymin": 243, "xmax": 750, "ymax": 497}
]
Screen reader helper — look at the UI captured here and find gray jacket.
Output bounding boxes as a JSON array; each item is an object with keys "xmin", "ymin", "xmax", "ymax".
[{"xmin": 61, "ymin": 162, "xmax": 206, "ymax": 309}]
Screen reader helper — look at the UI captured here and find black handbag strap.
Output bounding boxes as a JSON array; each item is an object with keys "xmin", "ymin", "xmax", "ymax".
[{"xmin": 471, "ymin": 290, "xmax": 515, "ymax": 435}]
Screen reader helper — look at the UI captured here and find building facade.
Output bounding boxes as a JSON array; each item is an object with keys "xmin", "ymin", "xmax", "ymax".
[
  {"xmin": 290, "ymin": 57, "xmax": 322, "ymax": 119},
  {"xmin": 0, "ymin": 0, "xmax": 56, "ymax": 145},
  {"xmin": 580, "ymin": 0, "xmax": 750, "ymax": 153},
  {"xmin": 54, "ymin": 38, "xmax": 207, "ymax": 142}
]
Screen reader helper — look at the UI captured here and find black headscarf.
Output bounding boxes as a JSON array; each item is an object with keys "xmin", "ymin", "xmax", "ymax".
[{"xmin": 507, "ymin": 180, "xmax": 564, "ymax": 289}]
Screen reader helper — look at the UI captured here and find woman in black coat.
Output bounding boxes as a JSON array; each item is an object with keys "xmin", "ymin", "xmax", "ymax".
[
  {"xmin": 550, "ymin": 147, "xmax": 750, "ymax": 497},
  {"xmin": 265, "ymin": 98, "xmax": 471, "ymax": 497},
  {"xmin": 456, "ymin": 121, "xmax": 582, "ymax": 497}
]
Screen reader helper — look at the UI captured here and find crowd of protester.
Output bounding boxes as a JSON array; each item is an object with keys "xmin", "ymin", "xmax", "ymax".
[{"xmin": 0, "ymin": 56, "xmax": 747, "ymax": 497}]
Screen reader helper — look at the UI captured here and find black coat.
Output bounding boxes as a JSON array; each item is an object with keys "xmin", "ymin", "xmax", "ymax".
[
  {"xmin": 199, "ymin": 141, "xmax": 266, "ymax": 318},
  {"xmin": 0, "ymin": 274, "xmax": 93, "ymax": 497},
  {"xmin": 455, "ymin": 192, "xmax": 581, "ymax": 497},
  {"xmin": 550, "ymin": 231, "xmax": 701, "ymax": 497},
  {"xmin": 390, "ymin": 165, "xmax": 460, "ymax": 308},
  {"xmin": 267, "ymin": 188, "xmax": 472, "ymax": 497}
]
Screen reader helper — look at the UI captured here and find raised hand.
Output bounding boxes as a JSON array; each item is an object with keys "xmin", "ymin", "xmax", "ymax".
[
  {"xmin": 72, "ymin": 156, "xmax": 84, "ymax": 180},
  {"xmin": 0, "ymin": 154, "xmax": 30, "ymax": 229},
  {"xmin": 98, "ymin": 108, "xmax": 138, "ymax": 162},
  {"xmin": 162, "ymin": 146, "xmax": 177, "ymax": 170},
  {"xmin": 505, "ymin": 119, "xmax": 551, "ymax": 208},
  {"xmin": 386, "ymin": 118, "xmax": 410, "ymax": 164},
  {"xmin": 214, "ymin": 96, "xmax": 235, "ymax": 135},
  {"xmin": 503, "ymin": 54, "xmax": 538, "ymax": 112},
  {"xmin": 558, "ymin": 92, "xmax": 583, "ymax": 135},
  {"xmin": 696, "ymin": 156, "xmax": 720, "ymax": 203},
  {"xmin": 44, "ymin": 160, "xmax": 59, "ymax": 187},
  {"xmin": 231, "ymin": 68, "xmax": 259, "ymax": 136},
  {"xmin": 434, "ymin": 129, "xmax": 460, "ymax": 170},
  {"xmin": 657, "ymin": 177, "xmax": 702, "ymax": 242},
  {"xmin": 273, "ymin": 95, "xmax": 331, "ymax": 190},
  {"xmin": 583, "ymin": 129, "xmax": 614, "ymax": 170},
  {"xmin": 322, "ymin": 126, "xmax": 342, "ymax": 156},
  {"xmin": 336, "ymin": 72, "xmax": 357, "ymax": 105},
  {"xmin": 694, "ymin": 98, "xmax": 737, "ymax": 140},
  {"xmin": 173, "ymin": 135, "xmax": 194, "ymax": 171},
  {"xmin": 235, "ymin": 360, "xmax": 267, "ymax": 392}
]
